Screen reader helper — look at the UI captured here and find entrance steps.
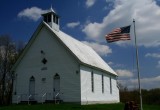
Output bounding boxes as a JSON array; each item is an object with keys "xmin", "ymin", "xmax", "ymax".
[{"xmin": 44, "ymin": 99, "xmax": 63, "ymax": 104}]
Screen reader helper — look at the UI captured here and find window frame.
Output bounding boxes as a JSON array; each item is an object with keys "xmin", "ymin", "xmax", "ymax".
[
  {"xmin": 102, "ymin": 74, "xmax": 104, "ymax": 93},
  {"xmin": 91, "ymin": 71, "xmax": 94, "ymax": 92},
  {"xmin": 110, "ymin": 77, "xmax": 112, "ymax": 94}
]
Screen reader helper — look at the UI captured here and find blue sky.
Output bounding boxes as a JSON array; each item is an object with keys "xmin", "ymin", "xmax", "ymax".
[{"xmin": 0, "ymin": 0, "xmax": 160, "ymax": 90}]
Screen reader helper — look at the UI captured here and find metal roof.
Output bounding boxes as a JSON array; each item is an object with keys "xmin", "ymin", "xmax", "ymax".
[{"xmin": 43, "ymin": 22, "xmax": 117, "ymax": 76}]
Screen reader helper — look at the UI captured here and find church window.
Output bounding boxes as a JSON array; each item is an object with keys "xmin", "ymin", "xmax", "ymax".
[
  {"xmin": 42, "ymin": 78, "xmax": 46, "ymax": 83},
  {"xmin": 102, "ymin": 74, "xmax": 104, "ymax": 93},
  {"xmin": 110, "ymin": 77, "xmax": 112, "ymax": 94},
  {"xmin": 30, "ymin": 76, "xmax": 35, "ymax": 81},
  {"xmin": 29, "ymin": 76, "xmax": 35, "ymax": 97},
  {"xmin": 42, "ymin": 58, "xmax": 47, "ymax": 64},
  {"xmin": 91, "ymin": 71, "xmax": 94, "ymax": 92}
]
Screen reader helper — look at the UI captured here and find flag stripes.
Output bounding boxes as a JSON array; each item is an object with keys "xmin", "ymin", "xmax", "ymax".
[{"xmin": 105, "ymin": 25, "xmax": 131, "ymax": 43}]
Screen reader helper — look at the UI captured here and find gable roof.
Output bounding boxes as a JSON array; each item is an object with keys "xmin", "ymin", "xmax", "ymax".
[
  {"xmin": 43, "ymin": 22, "xmax": 117, "ymax": 76},
  {"xmin": 12, "ymin": 21, "xmax": 117, "ymax": 76}
]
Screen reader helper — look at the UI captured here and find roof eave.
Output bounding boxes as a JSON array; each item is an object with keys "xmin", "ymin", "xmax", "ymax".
[
  {"xmin": 80, "ymin": 62, "xmax": 118, "ymax": 76},
  {"xmin": 11, "ymin": 22, "xmax": 44, "ymax": 72}
]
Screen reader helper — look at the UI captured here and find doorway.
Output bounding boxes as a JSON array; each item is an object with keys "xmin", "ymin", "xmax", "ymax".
[
  {"xmin": 53, "ymin": 74, "xmax": 60, "ymax": 97},
  {"xmin": 29, "ymin": 76, "xmax": 35, "ymax": 100}
]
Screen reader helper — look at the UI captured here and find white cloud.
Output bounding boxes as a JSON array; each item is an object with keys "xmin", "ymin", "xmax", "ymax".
[
  {"xmin": 107, "ymin": 61, "xmax": 125, "ymax": 68},
  {"xmin": 131, "ymin": 76, "xmax": 160, "ymax": 84},
  {"xmin": 82, "ymin": 0, "xmax": 160, "ymax": 47},
  {"xmin": 86, "ymin": 0, "xmax": 96, "ymax": 8},
  {"xmin": 106, "ymin": 0, "xmax": 114, "ymax": 2},
  {"xmin": 108, "ymin": 61, "xmax": 113, "ymax": 65},
  {"xmin": 104, "ymin": 0, "xmax": 115, "ymax": 10},
  {"xmin": 145, "ymin": 53, "xmax": 160, "ymax": 68},
  {"xmin": 116, "ymin": 69, "xmax": 133, "ymax": 77},
  {"xmin": 82, "ymin": 41, "xmax": 112, "ymax": 56},
  {"xmin": 119, "ymin": 75, "xmax": 160, "ymax": 90},
  {"xmin": 66, "ymin": 21, "xmax": 80, "ymax": 28},
  {"xmin": 145, "ymin": 53, "xmax": 160, "ymax": 58},
  {"xmin": 157, "ymin": 61, "xmax": 160, "ymax": 68},
  {"xmin": 18, "ymin": 7, "xmax": 47, "ymax": 21},
  {"xmin": 82, "ymin": 22, "xmax": 105, "ymax": 41}
]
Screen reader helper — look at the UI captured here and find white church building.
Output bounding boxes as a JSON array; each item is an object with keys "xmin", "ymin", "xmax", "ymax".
[{"xmin": 12, "ymin": 7, "xmax": 119, "ymax": 104}]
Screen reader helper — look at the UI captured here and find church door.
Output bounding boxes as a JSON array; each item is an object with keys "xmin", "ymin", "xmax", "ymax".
[
  {"xmin": 29, "ymin": 76, "xmax": 35, "ymax": 100},
  {"xmin": 53, "ymin": 74, "xmax": 60, "ymax": 97}
]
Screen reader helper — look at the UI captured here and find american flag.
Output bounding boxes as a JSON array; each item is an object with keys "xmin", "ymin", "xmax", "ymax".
[{"xmin": 105, "ymin": 25, "xmax": 131, "ymax": 43}]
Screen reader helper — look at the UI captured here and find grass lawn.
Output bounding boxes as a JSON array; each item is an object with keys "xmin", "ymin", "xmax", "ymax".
[{"xmin": 0, "ymin": 103, "xmax": 160, "ymax": 110}]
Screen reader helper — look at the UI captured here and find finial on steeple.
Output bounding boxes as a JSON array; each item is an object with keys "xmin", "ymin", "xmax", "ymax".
[
  {"xmin": 51, "ymin": 4, "xmax": 53, "ymax": 10},
  {"xmin": 50, "ymin": 4, "xmax": 54, "ymax": 12}
]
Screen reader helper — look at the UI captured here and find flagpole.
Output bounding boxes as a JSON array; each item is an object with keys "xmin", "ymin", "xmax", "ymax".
[{"xmin": 133, "ymin": 19, "xmax": 143, "ymax": 110}]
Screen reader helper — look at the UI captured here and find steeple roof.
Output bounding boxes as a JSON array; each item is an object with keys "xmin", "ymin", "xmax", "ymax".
[
  {"xmin": 50, "ymin": 6, "xmax": 55, "ymax": 13},
  {"xmin": 41, "ymin": 6, "xmax": 57, "ymax": 16}
]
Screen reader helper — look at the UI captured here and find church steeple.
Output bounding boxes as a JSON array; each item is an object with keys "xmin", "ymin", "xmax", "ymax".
[{"xmin": 42, "ymin": 7, "xmax": 59, "ymax": 31}]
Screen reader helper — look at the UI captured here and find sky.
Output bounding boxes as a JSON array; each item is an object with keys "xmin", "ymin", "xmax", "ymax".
[{"xmin": 0, "ymin": 0, "xmax": 160, "ymax": 90}]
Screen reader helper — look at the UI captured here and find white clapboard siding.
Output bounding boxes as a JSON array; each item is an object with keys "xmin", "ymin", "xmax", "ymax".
[
  {"xmin": 80, "ymin": 65, "xmax": 119, "ymax": 104},
  {"xmin": 12, "ymin": 21, "xmax": 119, "ymax": 104},
  {"xmin": 12, "ymin": 26, "xmax": 81, "ymax": 103}
]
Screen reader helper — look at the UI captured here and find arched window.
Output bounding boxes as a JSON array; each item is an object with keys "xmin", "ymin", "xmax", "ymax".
[
  {"xmin": 54, "ymin": 73, "xmax": 60, "ymax": 80},
  {"xmin": 30, "ymin": 76, "xmax": 35, "ymax": 81},
  {"xmin": 29, "ymin": 76, "xmax": 35, "ymax": 97},
  {"xmin": 53, "ymin": 74, "xmax": 60, "ymax": 94}
]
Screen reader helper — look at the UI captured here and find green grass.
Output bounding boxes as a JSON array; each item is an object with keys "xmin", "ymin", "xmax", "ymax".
[{"xmin": 0, "ymin": 103, "xmax": 160, "ymax": 110}]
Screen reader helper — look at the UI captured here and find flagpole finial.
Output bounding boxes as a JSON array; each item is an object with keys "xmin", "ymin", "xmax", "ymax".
[{"xmin": 133, "ymin": 19, "xmax": 135, "ymax": 23}]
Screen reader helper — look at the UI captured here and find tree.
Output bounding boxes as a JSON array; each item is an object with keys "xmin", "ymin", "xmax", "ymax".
[
  {"xmin": 17, "ymin": 40, "xmax": 25, "ymax": 53},
  {"xmin": 0, "ymin": 35, "xmax": 17, "ymax": 105}
]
